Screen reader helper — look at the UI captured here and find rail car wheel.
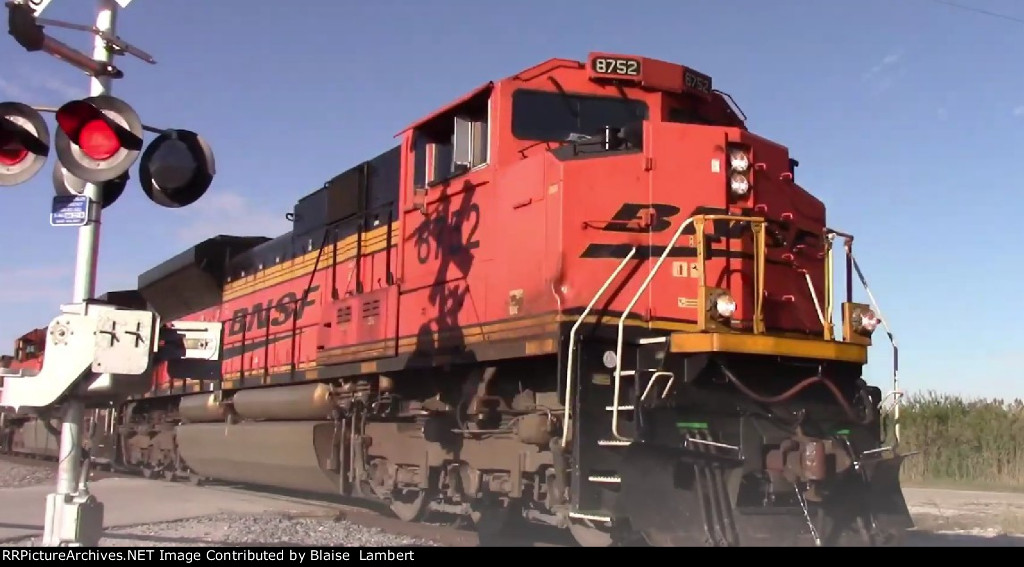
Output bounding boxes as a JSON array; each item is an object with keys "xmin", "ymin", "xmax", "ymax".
[
  {"xmin": 388, "ymin": 488, "xmax": 430, "ymax": 522},
  {"xmin": 568, "ymin": 518, "xmax": 615, "ymax": 547}
]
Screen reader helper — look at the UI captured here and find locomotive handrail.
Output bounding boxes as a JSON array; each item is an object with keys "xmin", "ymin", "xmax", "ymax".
[
  {"xmin": 560, "ymin": 246, "xmax": 638, "ymax": 449},
  {"xmin": 825, "ymin": 230, "xmax": 902, "ymax": 444},
  {"xmin": 611, "ymin": 214, "xmax": 767, "ymax": 440}
]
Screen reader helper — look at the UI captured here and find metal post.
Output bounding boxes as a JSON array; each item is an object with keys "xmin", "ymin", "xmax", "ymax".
[
  {"xmin": 41, "ymin": 0, "xmax": 117, "ymax": 548},
  {"xmin": 72, "ymin": 1, "xmax": 116, "ymax": 304}
]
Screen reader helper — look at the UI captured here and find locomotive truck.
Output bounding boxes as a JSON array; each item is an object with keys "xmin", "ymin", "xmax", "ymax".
[{"xmin": 0, "ymin": 51, "xmax": 910, "ymax": 547}]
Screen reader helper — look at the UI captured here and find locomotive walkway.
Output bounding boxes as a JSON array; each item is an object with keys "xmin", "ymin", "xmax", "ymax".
[{"xmin": 0, "ymin": 476, "xmax": 336, "ymax": 543}]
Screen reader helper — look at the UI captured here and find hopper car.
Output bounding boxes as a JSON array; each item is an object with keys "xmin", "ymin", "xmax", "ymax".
[{"xmin": 0, "ymin": 51, "xmax": 911, "ymax": 547}]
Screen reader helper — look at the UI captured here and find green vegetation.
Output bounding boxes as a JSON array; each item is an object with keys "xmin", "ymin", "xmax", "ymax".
[{"xmin": 891, "ymin": 391, "xmax": 1024, "ymax": 489}]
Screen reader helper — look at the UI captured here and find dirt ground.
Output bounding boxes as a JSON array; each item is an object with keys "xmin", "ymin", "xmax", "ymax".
[{"xmin": 902, "ymin": 487, "xmax": 1024, "ymax": 546}]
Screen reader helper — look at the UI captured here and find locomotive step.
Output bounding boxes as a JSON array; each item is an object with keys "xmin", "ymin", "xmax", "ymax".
[
  {"xmin": 569, "ymin": 511, "xmax": 613, "ymax": 523},
  {"xmin": 604, "ymin": 405, "xmax": 634, "ymax": 411},
  {"xmin": 606, "ymin": 369, "xmax": 663, "ymax": 377},
  {"xmin": 597, "ymin": 439, "xmax": 632, "ymax": 447},
  {"xmin": 587, "ymin": 475, "xmax": 622, "ymax": 484}
]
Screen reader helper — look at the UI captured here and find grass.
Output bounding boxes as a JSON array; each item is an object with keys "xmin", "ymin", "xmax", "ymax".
[{"xmin": 891, "ymin": 391, "xmax": 1024, "ymax": 490}]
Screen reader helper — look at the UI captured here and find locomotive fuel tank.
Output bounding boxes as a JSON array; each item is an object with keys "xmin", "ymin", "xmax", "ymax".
[
  {"xmin": 178, "ymin": 393, "xmax": 230, "ymax": 423},
  {"xmin": 231, "ymin": 383, "xmax": 335, "ymax": 421},
  {"xmin": 175, "ymin": 421, "xmax": 341, "ymax": 494}
]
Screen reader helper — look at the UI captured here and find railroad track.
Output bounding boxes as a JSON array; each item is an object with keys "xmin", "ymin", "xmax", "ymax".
[{"xmin": 0, "ymin": 453, "xmax": 573, "ymax": 547}]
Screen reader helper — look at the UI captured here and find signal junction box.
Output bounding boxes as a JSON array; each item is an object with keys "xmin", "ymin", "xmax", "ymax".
[{"xmin": 0, "ymin": 301, "xmax": 161, "ymax": 412}]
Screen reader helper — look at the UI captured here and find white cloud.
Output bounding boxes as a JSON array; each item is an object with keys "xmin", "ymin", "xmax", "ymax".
[
  {"xmin": 863, "ymin": 51, "xmax": 903, "ymax": 79},
  {"xmin": 0, "ymin": 77, "xmax": 33, "ymax": 100},
  {"xmin": 0, "ymin": 265, "xmax": 72, "ymax": 304},
  {"xmin": 862, "ymin": 50, "xmax": 905, "ymax": 96},
  {"xmin": 172, "ymin": 190, "xmax": 291, "ymax": 244},
  {"xmin": 29, "ymin": 74, "xmax": 80, "ymax": 99},
  {"xmin": 0, "ymin": 68, "xmax": 83, "ymax": 103}
]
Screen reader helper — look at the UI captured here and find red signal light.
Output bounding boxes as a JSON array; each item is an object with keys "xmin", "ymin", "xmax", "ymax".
[
  {"xmin": 53, "ymin": 95, "xmax": 143, "ymax": 184},
  {"xmin": 55, "ymin": 100, "xmax": 122, "ymax": 160},
  {"xmin": 78, "ymin": 120, "xmax": 119, "ymax": 161},
  {"xmin": 0, "ymin": 102, "xmax": 51, "ymax": 186},
  {"xmin": 0, "ymin": 137, "xmax": 29, "ymax": 167}
]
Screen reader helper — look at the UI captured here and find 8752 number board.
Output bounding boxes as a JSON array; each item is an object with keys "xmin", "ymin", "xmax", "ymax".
[{"xmin": 590, "ymin": 56, "xmax": 642, "ymax": 78}]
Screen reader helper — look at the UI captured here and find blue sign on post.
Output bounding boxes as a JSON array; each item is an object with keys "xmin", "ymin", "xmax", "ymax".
[{"xmin": 50, "ymin": 195, "xmax": 91, "ymax": 227}]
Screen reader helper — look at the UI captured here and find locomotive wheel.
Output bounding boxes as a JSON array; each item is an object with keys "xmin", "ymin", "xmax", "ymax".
[
  {"xmin": 188, "ymin": 473, "xmax": 204, "ymax": 486},
  {"xmin": 388, "ymin": 488, "xmax": 430, "ymax": 522},
  {"xmin": 471, "ymin": 499, "xmax": 516, "ymax": 536},
  {"xmin": 163, "ymin": 470, "xmax": 176, "ymax": 482},
  {"xmin": 141, "ymin": 466, "xmax": 154, "ymax": 479},
  {"xmin": 569, "ymin": 519, "xmax": 615, "ymax": 547}
]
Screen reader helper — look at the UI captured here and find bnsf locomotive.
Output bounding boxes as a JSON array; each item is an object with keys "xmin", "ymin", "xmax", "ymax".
[{"xmin": 0, "ymin": 52, "xmax": 911, "ymax": 547}]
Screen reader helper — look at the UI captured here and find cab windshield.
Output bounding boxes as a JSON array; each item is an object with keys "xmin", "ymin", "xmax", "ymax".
[{"xmin": 510, "ymin": 89, "xmax": 648, "ymax": 143}]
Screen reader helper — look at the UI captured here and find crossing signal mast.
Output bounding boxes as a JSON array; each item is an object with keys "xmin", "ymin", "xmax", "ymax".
[{"xmin": 1, "ymin": 0, "xmax": 217, "ymax": 547}]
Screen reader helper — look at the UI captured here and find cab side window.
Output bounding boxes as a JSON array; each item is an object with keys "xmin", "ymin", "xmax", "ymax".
[{"xmin": 412, "ymin": 97, "xmax": 489, "ymax": 189}]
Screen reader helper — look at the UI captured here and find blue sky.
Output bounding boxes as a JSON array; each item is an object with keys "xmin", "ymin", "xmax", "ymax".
[{"xmin": 1, "ymin": 0, "xmax": 1020, "ymax": 401}]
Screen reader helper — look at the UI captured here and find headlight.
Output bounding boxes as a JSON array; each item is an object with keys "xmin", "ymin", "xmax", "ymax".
[
  {"xmin": 711, "ymin": 292, "xmax": 736, "ymax": 319},
  {"xmin": 728, "ymin": 149, "xmax": 749, "ymax": 172},
  {"xmin": 853, "ymin": 307, "xmax": 879, "ymax": 335},
  {"xmin": 729, "ymin": 173, "xmax": 749, "ymax": 197},
  {"xmin": 726, "ymin": 144, "xmax": 752, "ymax": 200}
]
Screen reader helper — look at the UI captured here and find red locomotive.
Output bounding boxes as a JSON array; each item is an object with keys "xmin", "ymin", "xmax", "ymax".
[{"xmin": 1, "ymin": 52, "xmax": 910, "ymax": 547}]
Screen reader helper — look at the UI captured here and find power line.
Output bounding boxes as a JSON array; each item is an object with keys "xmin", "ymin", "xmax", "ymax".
[{"xmin": 926, "ymin": 0, "xmax": 1024, "ymax": 25}]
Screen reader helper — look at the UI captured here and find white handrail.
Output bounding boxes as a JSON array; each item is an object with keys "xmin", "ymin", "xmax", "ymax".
[
  {"xmin": 849, "ymin": 252, "xmax": 901, "ymax": 444},
  {"xmin": 611, "ymin": 217, "xmax": 696, "ymax": 440},
  {"xmin": 560, "ymin": 246, "xmax": 638, "ymax": 448}
]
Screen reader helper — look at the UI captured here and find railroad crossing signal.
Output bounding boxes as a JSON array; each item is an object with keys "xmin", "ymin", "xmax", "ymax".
[
  {"xmin": 53, "ymin": 95, "xmax": 143, "ymax": 184},
  {"xmin": 0, "ymin": 95, "xmax": 215, "ymax": 208},
  {"xmin": 139, "ymin": 129, "xmax": 215, "ymax": 208},
  {"xmin": 52, "ymin": 163, "xmax": 127, "ymax": 209}
]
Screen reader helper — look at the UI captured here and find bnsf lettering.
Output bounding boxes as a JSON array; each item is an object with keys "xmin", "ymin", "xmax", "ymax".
[
  {"xmin": 581, "ymin": 203, "xmax": 820, "ymax": 259},
  {"xmin": 227, "ymin": 285, "xmax": 319, "ymax": 337},
  {"xmin": 602, "ymin": 203, "xmax": 681, "ymax": 233},
  {"xmin": 686, "ymin": 206, "xmax": 820, "ymax": 249}
]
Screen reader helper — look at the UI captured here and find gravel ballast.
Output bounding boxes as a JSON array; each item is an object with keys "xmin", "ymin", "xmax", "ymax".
[
  {"xmin": 0, "ymin": 459, "xmax": 445, "ymax": 547},
  {"xmin": 1, "ymin": 513, "xmax": 445, "ymax": 547},
  {"xmin": 0, "ymin": 461, "xmax": 56, "ymax": 489}
]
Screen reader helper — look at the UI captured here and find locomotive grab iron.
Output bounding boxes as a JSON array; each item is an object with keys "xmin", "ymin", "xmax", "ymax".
[{"xmin": 0, "ymin": 51, "xmax": 910, "ymax": 547}]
